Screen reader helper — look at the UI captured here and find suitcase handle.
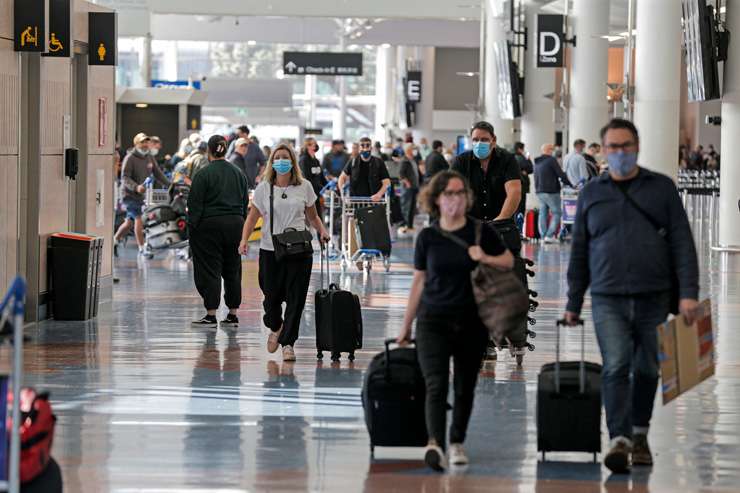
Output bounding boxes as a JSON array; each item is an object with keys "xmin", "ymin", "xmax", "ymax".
[
  {"xmin": 383, "ymin": 338, "xmax": 416, "ymax": 379},
  {"xmin": 320, "ymin": 242, "xmax": 331, "ymax": 291},
  {"xmin": 555, "ymin": 319, "xmax": 586, "ymax": 395}
]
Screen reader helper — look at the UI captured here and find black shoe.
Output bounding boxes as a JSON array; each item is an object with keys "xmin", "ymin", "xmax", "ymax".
[
  {"xmin": 604, "ymin": 437, "xmax": 632, "ymax": 474},
  {"xmin": 424, "ymin": 444, "xmax": 447, "ymax": 472},
  {"xmin": 221, "ymin": 314, "xmax": 239, "ymax": 327},
  {"xmin": 632, "ymin": 434, "xmax": 653, "ymax": 466},
  {"xmin": 191, "ymin": 315, "xmax": 217, "ymax": 328}
]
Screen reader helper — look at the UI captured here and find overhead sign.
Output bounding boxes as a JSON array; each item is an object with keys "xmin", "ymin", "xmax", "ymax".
[
  {"xmin": 537, "ymin": 14, "xmax": 564, "ymax": 68},
  {"xmin": 405, "ymin": 71, "xmax": 422, "ymax": 103},
  {"xmin": 42, "ymin": 0, "xmax": 71, "ymax": 58},
  {"xmin": 89, "ymin": 12, "xmax": 117, "ymax": 66},
  {"xmin": 304, "ymin": 128, "xmax": 323, "ymax": 136},
  {"xmin": 283, "ymin": 52, "xmax": 363, "ymax": 77},
  {"xmin": 151, "ymin": 80, "xmax": 202, "ymax": 90},
  {"xmin": 14, "ymin": 0, "xmax": 49, "ymax": 53}
]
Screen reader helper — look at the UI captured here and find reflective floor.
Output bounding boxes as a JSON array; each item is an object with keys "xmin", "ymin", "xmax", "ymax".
[{"xmin": 14, "ymin": 214, "xmax": 740, "ymax": 492}]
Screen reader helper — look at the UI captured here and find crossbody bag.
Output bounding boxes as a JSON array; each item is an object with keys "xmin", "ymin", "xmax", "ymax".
[{"xmin": 270, "ymin": 183, "xmax": 313, "ymax": 262}]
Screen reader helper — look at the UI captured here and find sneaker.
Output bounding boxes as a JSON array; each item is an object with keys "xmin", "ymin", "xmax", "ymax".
[
  {"xmin": 448, "ymin": 443, "xmax": 469, "ymax": 466},
  {"xmin": 543, "ymin": 236, "xmax": 556, "ymax": 244},
  {"xmin": 604, "ymin": 436, "xmax": 632, "ymax": 474},
  {"xmin": 267, "ymin": 325, "xmax": 283, "ymax": 353},
  {"xmin": 632, "ymin": 434, "xmax": 653, "ymax": 466},
  {"xmin": 191, "ymin": 315, "xmax": 217, "ymax": 328},
  {"xmin": 424, "ymin": 443, "xmax": 447, "ymax": 472},
  {"xmin": 282, "ymin": 345, "xmax": 296, "ymax": 362},
  {"xmin": 221, "ymin": 314, "xmax": 239, "ymax": 328},
  {"xmin": 484, "ymin": 342, "xmax": 498, "ymax": 360}
]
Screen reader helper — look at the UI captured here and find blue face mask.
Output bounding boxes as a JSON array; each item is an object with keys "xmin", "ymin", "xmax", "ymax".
[
  {"xmin": 273, "ymin": 159, "xmax": 293, "ymax": 175},
  {"xmin": 360, "ymin": 150, "xmax": 372, "ymax": 160},
  {"xmin": 607, "ymin": 151, "xmax": 638, "ymax": 177},
  {"xmin": 472, "ymin": 141, "xmax": 491, "ymax": 160}
]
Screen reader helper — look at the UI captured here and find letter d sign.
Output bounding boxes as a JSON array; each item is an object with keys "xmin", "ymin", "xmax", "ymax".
[{"xmin": 537, "ymin": 14, "xmax": 564, "ymax": 68}]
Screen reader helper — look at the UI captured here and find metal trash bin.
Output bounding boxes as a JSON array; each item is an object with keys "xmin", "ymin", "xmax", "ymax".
[{"xmin": 48, "ymin": 233, "xmax": 104, "ymax": 320}]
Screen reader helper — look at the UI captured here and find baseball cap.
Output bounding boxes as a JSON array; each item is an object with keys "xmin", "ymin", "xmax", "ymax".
[
  {"xmin": 133, "ymin": 133, "xmax": 151, "ymax": 145},
  {"xmin": 150, "ymin": 136, "xmax": 161, "ymax": 144},
  {"xmin": 234, "ymin": 137, "xmax": 249, "ymax": 147}
]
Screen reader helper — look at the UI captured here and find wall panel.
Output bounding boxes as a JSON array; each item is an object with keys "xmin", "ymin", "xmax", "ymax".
[
  {"xmin": 0, "ymin": 39, "xmax": 19, "ymax": 155},
  {"xmin": 41, "ymin": 58, "xmax": 71, "ymax": 156},
  {"xmin": 0, "ymin": 0, "xmax": 12, "ymax": 41},
  {"xmin": 38, "ymin": 156, "xmax": 68, "ymax": 293},
  {"xmin": 0, "ymin": 155, "xmax": 18, "ymax": 291},
  {"xmin": 86, "ymin": 154, "xmax": 113, "ymax": 277}
]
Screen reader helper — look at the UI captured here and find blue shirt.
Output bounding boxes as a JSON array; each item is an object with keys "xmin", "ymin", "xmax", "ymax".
[{"xmin": 566, "ymin": 169, "xmax": 699, "ymax": 313}]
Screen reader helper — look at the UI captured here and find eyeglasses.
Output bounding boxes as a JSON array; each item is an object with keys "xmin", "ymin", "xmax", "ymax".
[
  {"xmin": 605, "ymin": 141, "xmax": 636, "ymax": 152},
  {"xmin": 441, "ymin": 190, "xmax": 467, "ymax": 198},
  {"xmin": 359, "ymin": 143, "xmax": 372, "ymax": 149}
]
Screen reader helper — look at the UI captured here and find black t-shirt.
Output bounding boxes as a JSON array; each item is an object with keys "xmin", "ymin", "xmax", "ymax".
[
  {"xmin": 414, "ymin": 220, "xmax": 507, "ymax": 314},
  {"xmin": 343, "ymin": 157, "xmax": 391, "ymax": 197},
  {"xmin": 452, "ymin": 149, "xmax": 521, "ymax": 221},
  {"xmin": 355, "ymin": 160, "xmax": 371, "ymax": 196}
]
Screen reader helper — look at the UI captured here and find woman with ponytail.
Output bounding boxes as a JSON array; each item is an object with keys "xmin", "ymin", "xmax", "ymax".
[{"xmin": 187, "ymin": 134, "xmax": 250, "ymax": 327}]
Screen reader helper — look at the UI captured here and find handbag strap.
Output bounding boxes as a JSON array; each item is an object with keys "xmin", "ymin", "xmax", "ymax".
[
  {"xmin": 432, "ymin": 218, "xmax": 480, "ymax": 251},
  {"xmin": 269, "ymin": 183, "xmax": 274, "ymax": 237},
  {"xmin": 614, "ymin": 182, "xmax": 668, "ymax": 239}
]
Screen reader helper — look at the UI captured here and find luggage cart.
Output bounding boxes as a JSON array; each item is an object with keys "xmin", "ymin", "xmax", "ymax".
[
  {"xmin": 339, "ymin": 194, "xmax": 392, "ymax": 274},
  {"xmin": 143, "ymin": 180, "xmax": 190, "ymax": 259},
  {"xmin": 319, "ymin": 180, "xmax": 341, "ymax": 260},
  {"xmin": 0, "ymin": 276, "xmax": 27, "ymax": 493},
  {"xmin": 560, "ymin": 189, "xmax": 579, "ymax": 241}
]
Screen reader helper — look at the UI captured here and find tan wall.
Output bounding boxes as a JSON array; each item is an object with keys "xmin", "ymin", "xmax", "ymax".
[
  {"xmin": 0, "ymin": 33, "xmax": 19, "ymax": 292},
  {"xmin": 0, "ymin": 0, "xmax": 12, "ymax": 41}
]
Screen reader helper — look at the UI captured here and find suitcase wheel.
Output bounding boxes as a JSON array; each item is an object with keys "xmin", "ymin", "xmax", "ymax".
[
  {"xmin": 527, "ymin": 343, "xmax": 535, "ymax": 352},
  {"xmin": 383, "ymin": 256, "xmax": 391, "ymax": 272},
  {"xmin": 528, "ymin": 317, "xmax": 537, "ymax": 326},
  {"xmin": 348, "ymin": 352, "xmax": 356, "ymax": 362},
  {"xmin": 331, "ymin": 352, "xmax": 341, "ymax": 362},
  {"xmin": 526, "ymin": 329, "xmax": 537, "ymax": 339},
  {"xmin": 516, "ymin": 354, "xmax": 524, "ymax": 366},
  {"xmin": 529, "ymin": 289, "xmax": 538, "ymax": 298},
  {"xmin": 524, "ymin": 258, "xmax": 535, "ymax": 267},
  {"xmin": 317, "ymin": 351, "xmax": 324, "ymax": 360},
  {"xmin": 526, "ymin": 269, "xmax": 535, "ymax": 277}
]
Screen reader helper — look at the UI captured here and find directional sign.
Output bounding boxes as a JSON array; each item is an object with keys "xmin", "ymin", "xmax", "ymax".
[
  {"xmin": 151, "ymin": 79, "xmax": 202, "ymax": 90},
  {"xmin": 14, "ymin": 0, "xmax": 49, "ymax": 53},
  {"xmin": 283, "ymin": 52, "xmax": 363, "ymax": 77},
  {"xmin": 89, "ymin": 12, "xmax": 117, "ymax": 66},
  {"xmin": 43, "ymin": 0, "xmax": 71, "ymax": 58},
  {"xmin": 537, "ymin": 14, "xmax": 564, "ymax": 68},
  {"xmin": 405, "ymin": 71, "xmax": 422, "ymax": 103}
]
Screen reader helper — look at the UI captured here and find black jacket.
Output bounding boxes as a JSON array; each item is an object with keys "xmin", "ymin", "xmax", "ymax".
[
  {"xmin": 424, "ymin": 150, "xmax": 449, "ymax": 180},
  {"xmin": 451, "ymin": 148, "xmax": 520, "ymax": 220},
  {"xmin": 299, "ymin": 153, "xmax": 327, "ymax": 200},
  {"xmin": 566, "ymin": 169, "xmax": 699, "ymax": 313},
  {"xmin": 342, "ymin": 156, "xmax": 390, "ymax": 197},
  {"xmin": 187, "ymin": 159, "xmax": 249, "ymax": 229},
  {"xmin": 534, "ymin": 154, "xmax": 572, "ymax": 193},
  {"xmin": 399, "ymin": 158, "xmax": 420, "ymax": 189},
  {"xmin": 515, "ymin": 153, "xmax": 533, "ymax": 193}
]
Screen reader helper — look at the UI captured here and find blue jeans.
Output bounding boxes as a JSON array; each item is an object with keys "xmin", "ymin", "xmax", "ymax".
[
  {"xmin": 536, "ymin": 192, "xmax": 561, "ymax": 239},
  {"xmin": 591, "ymin": 292, "xmax": 670, "ymax": 439}
]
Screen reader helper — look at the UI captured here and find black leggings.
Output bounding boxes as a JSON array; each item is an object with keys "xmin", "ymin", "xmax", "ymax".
[
  {"xmin": 190, "ymin": 215, "xmax": 244, "ymax": 311},
  {"xmin": 416, "ymin": 307, "xmax": 488, "ymax": 450},
  {"xmin": 258, "ymin": 249, "xmax": 313, "ymax": 347}
]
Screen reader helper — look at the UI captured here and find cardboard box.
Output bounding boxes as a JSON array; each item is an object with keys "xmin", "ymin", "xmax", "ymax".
[{"xmin": 658, "ymin": 299, "xmax": 715, "ymax": 405}]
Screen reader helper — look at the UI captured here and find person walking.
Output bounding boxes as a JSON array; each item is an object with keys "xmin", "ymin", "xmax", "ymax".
[
  {"xmin": 514, "ymin": 142, "xmax": 534, "ymax": 216},
  {"xmin": 337, "ymin": 137, "xmax": 391, "ymax": 201},
  {"xmin": 299, "ymin": 137, "xmax": 327, "ymax": 219},
  {"xmin": 188, "ymin": 135, "xmax": 250, "ymax": 328},
  {"xmin": 399, "ymin": 143, "xmax": 421, "ymax": 234},
  {"xmin": 424, "ymin": 140, "xmax": 449, "ymax": 180},
  {"xmin": 563, "ymin": 139, "xmax": 591, "ymax": 188},
  {"xmin": 564, "ymin": 118, "xmax": 699, "ymax": 474},
  {"xmin": 239, "ymin": 143, "xmax": 331, "ymax": 362},
  {"xmin": 534, "ymin": 144, "xmax": 572, "ymax": 243},
  {"xmin": 226, "ymin": 124, "xmax": 250, "ymax": 156},
  {"xmin": 397, "ymin": 170, "xmax": 514, "ymax": 471},
  {"xmin": 114, "ymin": 132, "xmax": 171, "ymax": 257},
  {"xmin": 321, "ymin": 140, "xmax": 350, "ymax": 180},
  {"xmin": 227, "ymin": 138, "xmax": 254, "ymax": 187}
]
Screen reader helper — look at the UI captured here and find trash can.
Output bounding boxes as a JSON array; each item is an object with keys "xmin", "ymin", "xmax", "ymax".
[{"xmin": 48, "ymin": 233, "xmax": 104, "ymax": 321}]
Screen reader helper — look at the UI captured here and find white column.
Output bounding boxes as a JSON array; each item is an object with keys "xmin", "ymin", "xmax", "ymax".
[
  {"xmin": 483, "ymin": 0, "xmax": 514, "ymax": 146},
  {"xmin": 521, "ymin": 7, "xmax": 555, "ymax": 155},
  {"xmin": 719, "ymin": 3, "xmax": 740, "ymax": 248},
  {"xmin": 304, "ymin": 75, "xmax": 317, "ymax": 128},
  {"xmin": 633, "ymin": 0, "xmax": 681, "ymax": 180},
  {"xmin": 374, "ymin": 45, "xmax": 396, "ymax": 142},
  {"xmin": 334, "ymin": 35, "xmax": 348, "ymax": 140},
  {"xmin": 569, "ymin": 0, "xmax": 610, "ymax": 145},
  {"xmin": 411, "ymin": 46, "xmax": 435, "ymax": 142}
]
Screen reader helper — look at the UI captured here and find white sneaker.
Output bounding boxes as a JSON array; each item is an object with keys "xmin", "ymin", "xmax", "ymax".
[
  {"xmin": 448, "ymin": 443, "xmax": 469, "ymax": 466},
  {"xmin": 424, "ymin": 443, "xmax": 447, "ymax": 472},
  {"xmin": 543, "ymin": 237, "xmax": 556, "ymax": 244},
  {"xmin": 282, "ymin": 345, "xmax": 296, "ymax": 362}
]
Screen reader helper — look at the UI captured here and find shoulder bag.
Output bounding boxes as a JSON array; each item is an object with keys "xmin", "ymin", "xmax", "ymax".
[
  {"xmin": 434, "ymin": 219, "xmax": 529, "ymax": 346},
  {"xmin": 270, "ymin": 183, "xmax": 314, "ymax": 262}
]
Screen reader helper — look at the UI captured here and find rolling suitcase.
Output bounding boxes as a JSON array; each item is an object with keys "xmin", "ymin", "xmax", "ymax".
[
  {"xmin": 355, "ymin": 204, "xmax": 391, "ymax": 256},
  {"xmin": 315, "ymin": 245, "xmax": 362, "ymax": 361},
  {"xmin": 525, "ymin": 209, "xmax": 539, "ymax": 240},
  {"xmin": 362, "ymin": 338, "xmax": 428, "ymax": 457},
  {"xmin": 537, "ymin": 319, "xmax": 602, "ymax": 461}
]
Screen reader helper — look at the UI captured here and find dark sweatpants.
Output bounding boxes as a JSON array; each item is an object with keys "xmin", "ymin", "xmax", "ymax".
[
  {"xmin": 258, "ymin": 249, "xmax": 313, "ymax": 347},
  {"xmin": 416, "ymin": 306, "xmax": 488, "ymax": 450},
  {"xmin": 190, "ymin": 215, "xmax": 244, "ymax": 311}
]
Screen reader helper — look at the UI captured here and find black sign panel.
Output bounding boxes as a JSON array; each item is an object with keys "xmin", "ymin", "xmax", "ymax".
[
  {"xmin": 14, "ymin": 0, "xmax": 49, "ymax": 53},
  {"xmin": 42, "ymin": 0, "xmax": 71, "ymax": 58},
  {"xmin": 537, "ymin": 14, "xmax": 564, "ymax": 68},
  {"xmin": 89, "ymin": 12, "xmax": 117, "ymax": 66},
  {"xmin": 283, "ymin": 52, "xmax": 362, "ymax": 77},
  {"xmin": 405, "ymin": 71, "xmax": 422, "ymax": 103},
  {"xmin": 304, "ymin": 128, "xmax": 323, "ymax": 136},
  {"xmin": 187, "ymin": 105, "xmax": 201, "ymax": 131}
]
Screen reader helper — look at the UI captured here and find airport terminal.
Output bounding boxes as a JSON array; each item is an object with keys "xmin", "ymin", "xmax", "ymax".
[{"xmin": 0, "ymin": 0, "xmax": 738, "ymax": 491}]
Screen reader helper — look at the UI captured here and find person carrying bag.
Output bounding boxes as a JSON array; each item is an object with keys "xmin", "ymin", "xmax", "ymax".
[{"xmin": 240, "ymin": 143, "xmax": 330, "ymax": 362}]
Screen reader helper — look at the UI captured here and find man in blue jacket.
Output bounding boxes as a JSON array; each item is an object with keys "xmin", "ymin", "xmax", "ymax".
[
  {"xmin": 564, "ymin": 119, "xmax": 699, "ymax": 474},
  {"xmin": 534, "ymin": 143, "xmax": 572, "ymax": 242}
]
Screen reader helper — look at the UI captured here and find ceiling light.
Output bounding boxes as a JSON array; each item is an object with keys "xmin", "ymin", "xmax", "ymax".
[
  {"xmin": 247, "ymin": 40, "xmax": 257, "ymax": 46},
  {"xmin": 381, "ymin": 43, "xmax": 391, "ymax": 48},
  {"xmin": 459, "ymin": 17, "xmax": 468, "ymax": 21},
  {"xmin": 456, "ymin": 71, "xmax": 479, "ymax": 77},
  {"xmin": 135, "ymin": 103, "xmax": 148, "ymax": 108}
]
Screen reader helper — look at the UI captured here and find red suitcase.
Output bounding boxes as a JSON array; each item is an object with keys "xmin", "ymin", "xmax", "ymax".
[{"xmin": 525, "ymin": 209, "xmax": 539, "ymax": 240}]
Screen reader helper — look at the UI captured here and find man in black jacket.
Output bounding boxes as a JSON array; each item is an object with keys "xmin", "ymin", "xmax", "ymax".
[
  {"xmin": 514, "ymin": 142, "xmax": 533, "ymax": 216},
  {"xmin": 564, "ymin": 119, "xmax": 699, "ymax": 474},
  {"xmin": 399, "ymin": 144, "xmax": 420, "ymax": 233},
  {"xmin": 534, "ymin": 144, "xmax": 572, "ymax": 243},
  {"xmin": 424, "ymin": 140, "xmax": 449, "ymax": 180},
  {"xmin": 337, "ymin": 137, "xmax": 391, "ymax": 201}
]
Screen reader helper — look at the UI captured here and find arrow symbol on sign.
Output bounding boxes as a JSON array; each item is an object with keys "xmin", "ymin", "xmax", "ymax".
[{"xmin": 285, "ymin": 61, "xmax": 297, "ymax": 72}]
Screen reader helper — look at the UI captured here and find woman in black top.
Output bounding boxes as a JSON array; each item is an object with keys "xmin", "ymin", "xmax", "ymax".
[
  {"xmin": 397, "ymin": 170, "xmax": 514, "ymax": 472},
  {"xmin": 298, "ymin": 137, "xmax": 327, "ymax": 219}
]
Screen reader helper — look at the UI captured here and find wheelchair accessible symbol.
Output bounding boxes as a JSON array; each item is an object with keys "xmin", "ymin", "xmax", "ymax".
[{"xmin": 49, "ymin": 33, "xmax": 64, "ymax": 53}]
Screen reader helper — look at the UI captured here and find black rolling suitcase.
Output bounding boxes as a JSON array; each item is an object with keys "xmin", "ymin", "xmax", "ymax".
[
  {"xmin": 315, "ymin": 245, "xmax": 362, "ymax": 361},
  {"xmin": 355, "ymin": 204, "xmax": 391, "ymax": 256},
  {"xmin": 537, "ymin": 319, "xmax": 602, "ymax": 461},
  {"xmin": 362, "ymin": 338, "xmax": 428, "ymax": 457}
]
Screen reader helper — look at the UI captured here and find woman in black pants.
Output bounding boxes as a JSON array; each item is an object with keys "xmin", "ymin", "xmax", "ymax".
[
  {"xmin": 397, "ymin": 170, "xmax": 514, "ymax": 471},
  {"xmin": 239, "ymin": 143, "xmax": 330, "ymax": 361},
  {"xmin": 188, "ymin": 135, "xmax": 250, "ymax": 327}
]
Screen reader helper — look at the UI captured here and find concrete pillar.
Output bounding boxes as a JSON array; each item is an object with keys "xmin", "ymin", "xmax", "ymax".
[
  {"xmin": 569, "ymin": 0, "xmax": 609, "ymax": 145},
  {"xmin": 305, "ymin": 75, "xmax": 317, "ymax": 128},
  {"xmin": 521, "ymin": 7, "xmax": 555, "ymax": 155},
  {"xmin": 374, "ymin": 45, "xmax": 396, "ymax": 142},
  {"xmin": 141, "ymin": 32, "xmax": 153, "ymax": 87},
  {"xmin": 633, "ymin": 0, "xmax": 681, "ymax": 180},
  {"xmin": 719, "ymin": 3, "xmax": 740, "ymax": 248},
  {"xmin": 334, "ymin": 35, "xmax": 348, "ymax": 140},
  {"xmin": 411, "ymin": 46, "xmax": 435, "ymax": 142},
  {"xmin": 483, "ymin": 0, "xmax": 514, "ymax": 146}
]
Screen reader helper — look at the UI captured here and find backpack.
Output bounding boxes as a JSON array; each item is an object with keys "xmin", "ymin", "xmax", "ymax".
[{"xmin": 7, "ymin": 388, "xmax": 57, "ymax": 484}]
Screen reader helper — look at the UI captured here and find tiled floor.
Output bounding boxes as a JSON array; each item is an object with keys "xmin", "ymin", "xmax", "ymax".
[{"xmin": 14, "ymin": 215, "xmax": 740, "ymax": 492}]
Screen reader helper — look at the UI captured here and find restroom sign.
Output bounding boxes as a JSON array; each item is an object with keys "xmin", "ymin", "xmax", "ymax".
[
  {"xmin": 88, "ymin": 12, "xmax": 117, "ymax": 66},
  {"xmin": 14, "ymin": 0, "xmax": 49, "ymax": 53},
  {"xmin": 537, "ymin": 14, "xmax": 564, "ymax": 68},
  {"xmin": 42, "ymin": 0, "xmax": 71, "ymax": 58}
]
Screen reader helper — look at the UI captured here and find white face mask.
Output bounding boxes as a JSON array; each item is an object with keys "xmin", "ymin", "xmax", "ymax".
[
  {"xmin": 150, "ymin": 148, "xmax": 159, "ymax": 157},
  {"xmin": 136, "ymin": 146, "xmax": 149, "ymax": 156}
]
